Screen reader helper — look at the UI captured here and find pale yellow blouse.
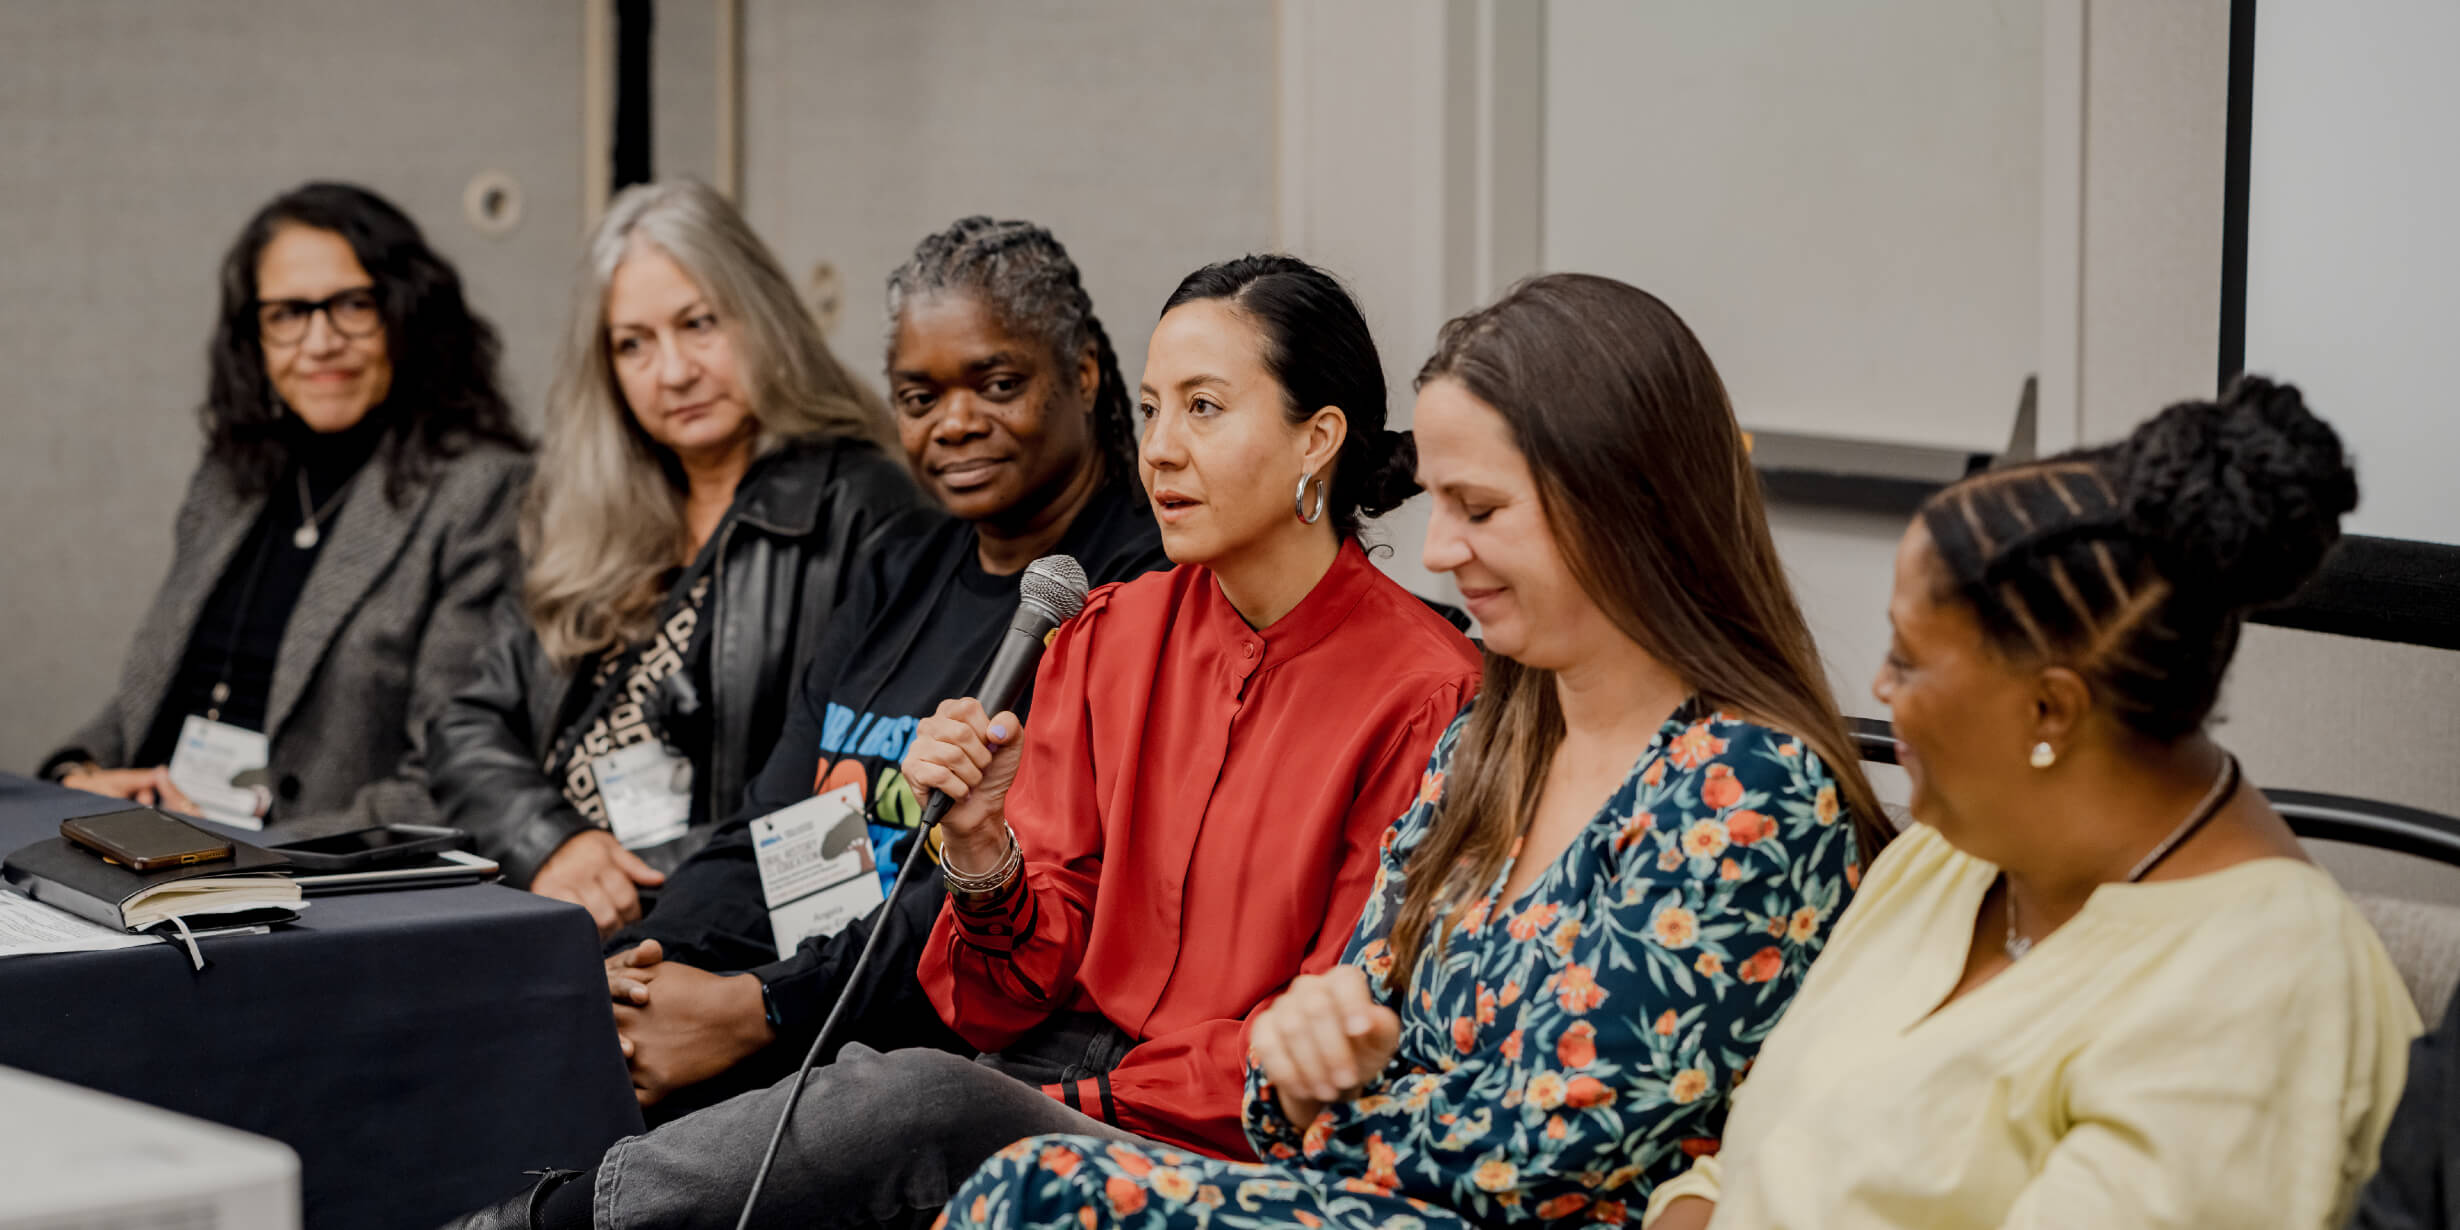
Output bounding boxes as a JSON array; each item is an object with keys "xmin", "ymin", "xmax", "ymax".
[{"xmin": 1645, "ymin": 824, "xmax": 2420, "ymax": 1229}]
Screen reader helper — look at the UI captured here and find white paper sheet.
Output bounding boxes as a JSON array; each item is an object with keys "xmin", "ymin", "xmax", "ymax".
[{"xmin": 0, "ymin": 889, "xmax": 154, "ymax": 958}]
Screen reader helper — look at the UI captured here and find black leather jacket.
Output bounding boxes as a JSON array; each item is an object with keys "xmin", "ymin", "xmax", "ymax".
[{"xmin": 427, "ymin": 437, "xmax": 919, "ymax": 885}]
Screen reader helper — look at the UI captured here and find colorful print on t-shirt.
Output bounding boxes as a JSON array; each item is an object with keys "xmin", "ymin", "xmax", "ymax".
[{"xmin": 813, "ymin": 701, "xmax": 929, "ymax": 891}]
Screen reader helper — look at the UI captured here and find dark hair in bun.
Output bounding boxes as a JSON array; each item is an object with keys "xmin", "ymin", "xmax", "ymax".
[
  {"xmin": 1919, "ymin": 375, "xmax": 2357, "ymax": 742},
  {"xmin": 1162, "ymin": 255, "xmax": 1414, "ymax": 538}
]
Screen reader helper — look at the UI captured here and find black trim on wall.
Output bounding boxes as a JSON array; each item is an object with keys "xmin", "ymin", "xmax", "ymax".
[
  {"xmin": 1748, "ymin": 428, "xmax": 1995, "ymax": 518},
  {"xmin": 1756, "ymin": 470, "xmax": 1958, "ymax": 519},
  {"xmin": 613, "ymin": 0, "xmax": 654, "ymax": 192},
  {"xmin": 2251, "ymin": 535, "xmax": 2460, "ymax": 652},
  {"xmin": 2218, "ymin": 0, "xmax": 2256, "ymax": 387}
]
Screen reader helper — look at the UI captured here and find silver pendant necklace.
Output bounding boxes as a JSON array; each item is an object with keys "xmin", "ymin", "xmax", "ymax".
[
  {"xmin": 2003, "ymin": 752, "xmax": 2241, "ymax": 962},
  {"xmin": 292, "ymin": 467, "xmax": 352, "ymax": 550}
]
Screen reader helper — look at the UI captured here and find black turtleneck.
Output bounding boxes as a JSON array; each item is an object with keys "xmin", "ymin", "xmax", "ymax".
[{"xmin": 136, "ymin": 416, "xmax": 386, "ymax": 765}]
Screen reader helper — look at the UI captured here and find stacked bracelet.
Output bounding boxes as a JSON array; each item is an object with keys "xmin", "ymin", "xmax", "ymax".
[{"xmin": 941, "ymin": 822, "xmax": 1023, "ymax": 897}]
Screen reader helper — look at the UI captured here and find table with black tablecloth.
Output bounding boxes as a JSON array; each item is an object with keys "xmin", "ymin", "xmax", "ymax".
[{"xmin": 0, "ymin": 775, "xmax": 643, "ymax": 1229}]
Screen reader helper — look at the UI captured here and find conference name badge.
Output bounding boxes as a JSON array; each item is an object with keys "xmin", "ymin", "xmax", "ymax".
[
  {"xmin": 750, "ymin": 784, "xmax": 884, "ymax": 958},
  {"xmin": 593, "ymin": 740, "xmax": 694, "ymax": 851},
  {"xmin": 167, "ymin": 715, "xmax": 270, "ymax": 830}
]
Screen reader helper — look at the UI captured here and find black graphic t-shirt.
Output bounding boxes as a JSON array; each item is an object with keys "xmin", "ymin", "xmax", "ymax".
[{"xmin": 615, "ymin": 476, "xmax": 1170, "ymax": 1044}]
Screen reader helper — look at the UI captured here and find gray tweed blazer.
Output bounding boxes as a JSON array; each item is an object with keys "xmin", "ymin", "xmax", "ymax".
[{"xmin": 46, "ymin": 439, "xmax": 530, "ymax": 838}]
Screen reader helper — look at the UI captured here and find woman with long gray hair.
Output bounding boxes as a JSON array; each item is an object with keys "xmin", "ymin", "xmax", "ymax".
[{"xmin": 430, "ymin": 179, "xmax": 918, "ymax": 938}]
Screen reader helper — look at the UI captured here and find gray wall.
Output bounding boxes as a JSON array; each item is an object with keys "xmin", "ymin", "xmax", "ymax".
[
  {"xmin": 732, "ymin": 0, "xmax": 1278, "ymax": 411},
  {"xmin": 1544, "ymin": 0, "xmax": 2044, "ymax": 452},
  {"xmin": 0, "ymin": 2, "xmax": 585, "ymax": 775}
]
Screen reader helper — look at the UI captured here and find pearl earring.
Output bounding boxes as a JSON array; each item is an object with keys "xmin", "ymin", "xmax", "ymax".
[{"xmin": 2030, "ymin": 742, "xmax": 2057, "ymax": 770}]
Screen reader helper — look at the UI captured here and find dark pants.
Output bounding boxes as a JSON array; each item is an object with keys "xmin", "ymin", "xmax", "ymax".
[
  {"xmin": 2348, "ymin": 984, "xmax": 2459, "ymax": 1230},
  {"xmin": 591, "ymin": 1019, "xmax": 1141, "ymax": 1230}
]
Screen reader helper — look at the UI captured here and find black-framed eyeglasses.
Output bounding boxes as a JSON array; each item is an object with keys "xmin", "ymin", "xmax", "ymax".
[{"xmin": 257, "ymin": 286, "xmax": 382, "ymax": 344}]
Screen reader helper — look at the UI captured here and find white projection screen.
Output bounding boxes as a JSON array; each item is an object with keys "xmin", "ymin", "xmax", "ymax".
[{"xmin": 2242, "ymin": 0, "xmax": 2460, "ymax": 546}]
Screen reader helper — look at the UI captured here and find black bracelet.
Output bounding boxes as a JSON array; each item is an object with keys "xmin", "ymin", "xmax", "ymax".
[
  {"xmin": 44, "ymin": 757, "xmax": 97, "ymax": 785},
  {"xmin": 758, "ymin": 975, "xmax": 785, "ymax": 1033}
]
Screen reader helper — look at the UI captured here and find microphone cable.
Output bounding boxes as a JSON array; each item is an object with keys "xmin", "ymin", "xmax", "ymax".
[
  {"xmin": 734, "ymin": 815, "xmax": 938, "ymax": 1230},
  {"xmin": 734, "ymin": 554, "xmax": 1083, "ymax": 1229}
]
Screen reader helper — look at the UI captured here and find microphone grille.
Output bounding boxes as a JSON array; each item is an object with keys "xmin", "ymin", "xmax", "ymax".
[{"xmin": 1019, "ymin": 554, "xmax": 1090, "ymax": 623}]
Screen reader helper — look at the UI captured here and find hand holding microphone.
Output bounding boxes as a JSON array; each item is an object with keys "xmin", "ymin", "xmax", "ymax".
[
  {"xmin": 903, "ymin": 698, "xmax": 1025, "ymax": 869},
  {"xmin": 901, "ymin": 554, "xmax": 1089, "ymax": 881}
]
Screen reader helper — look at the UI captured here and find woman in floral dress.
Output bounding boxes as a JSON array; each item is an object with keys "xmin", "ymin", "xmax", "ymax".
[{"xmin": 941, "ymin": 275, "xmax": 1890, "ymax": 1229}]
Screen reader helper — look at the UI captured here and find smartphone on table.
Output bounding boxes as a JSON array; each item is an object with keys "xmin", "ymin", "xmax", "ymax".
[{"xmin": 60, "ymin": 808, "xmax": 235, "ymax": 872}]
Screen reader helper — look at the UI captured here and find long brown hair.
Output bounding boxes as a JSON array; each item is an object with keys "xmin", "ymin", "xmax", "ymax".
[{"xmin": 1385, "ymin": 274, "xmax": 1892, "ymax": 994}]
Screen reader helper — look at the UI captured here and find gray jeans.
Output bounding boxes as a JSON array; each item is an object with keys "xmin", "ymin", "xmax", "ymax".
[{"xmin": 593, "ymin": 1033, "xmax": 1138, "ymax": 1230}]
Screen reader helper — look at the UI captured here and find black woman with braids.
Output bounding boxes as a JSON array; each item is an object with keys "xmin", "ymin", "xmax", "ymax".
[
  {"xmin": 522, "ymin": 218, "xmax": 1171, "ymax": 1124},
  {"xmin": 1645, "ymin": 377, "xmax": 2420, "ymax": 1230}
]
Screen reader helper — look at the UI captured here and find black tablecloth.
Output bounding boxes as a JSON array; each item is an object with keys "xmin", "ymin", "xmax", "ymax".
[{"xmin": 0, "ymin": 776, "xmax": 644, "ymax": 1228}]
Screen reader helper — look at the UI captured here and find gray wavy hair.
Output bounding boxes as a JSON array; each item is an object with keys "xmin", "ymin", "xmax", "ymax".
[{"xmin": 525, "ymin": 179, "xmax": 891, "ymax": 663}]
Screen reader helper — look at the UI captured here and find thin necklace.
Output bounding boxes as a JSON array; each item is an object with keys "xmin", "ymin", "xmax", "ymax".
[
  {"xmin": 2003, "ymin": 752, "xmax": 2241, "ymax": 962},
  {"xmin": 292, "ymin": 466, "xmax": 353, "ymax": 549}
]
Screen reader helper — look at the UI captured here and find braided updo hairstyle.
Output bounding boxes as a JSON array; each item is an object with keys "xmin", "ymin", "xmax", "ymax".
[
  {"xmin": 885, "ymin": 217, "xmax": 1137, "ymax": 478},
  {"xmin": 1920, "ymin": 375, "xmax": 2358, "ymax": 742},
  {"xmin": 1162, "ymin": 255, "xmax": 1420, "ymax": 539}
]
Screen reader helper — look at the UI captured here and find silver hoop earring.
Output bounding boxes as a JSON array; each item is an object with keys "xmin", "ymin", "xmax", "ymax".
[{"xmin": 1294, "ymin": 472, "xmax": 1326, "ymax": 525}]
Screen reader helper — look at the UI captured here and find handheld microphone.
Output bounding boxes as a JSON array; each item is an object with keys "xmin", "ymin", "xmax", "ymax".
[
  {"xmin": 735, "ymin": 552, "xmax": 1088, "ymax": 1230},
  {"xmin": 916, "ymin": 553, "xmax": 1089, "ymax": 830}
]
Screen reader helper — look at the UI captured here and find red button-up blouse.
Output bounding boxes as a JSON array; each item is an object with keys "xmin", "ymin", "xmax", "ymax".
[{"xmin": 921, "ymin": 539, "xmax": 1481, "ymax": 1160}]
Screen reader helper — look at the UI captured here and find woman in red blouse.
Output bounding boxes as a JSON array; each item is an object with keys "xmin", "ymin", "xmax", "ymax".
[
  {"xmin": 456, "ymin": 256, "xmax": 1479, "ymax": 1230},
  {"xmin": 909, "ymin": 256, "xmax": 1483, "ymax": 1159}
]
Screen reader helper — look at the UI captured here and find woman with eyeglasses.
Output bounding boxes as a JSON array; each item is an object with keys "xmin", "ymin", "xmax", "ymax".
[{"xmin": 38, "ymin": 182, "xmax": 530, "ymax": 837}]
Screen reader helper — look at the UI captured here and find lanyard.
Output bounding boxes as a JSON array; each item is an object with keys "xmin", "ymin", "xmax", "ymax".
[
  {"xmin": 543, "ymin": 519, "xmax": 731, "ymax": 775},
  {"xmin": 204, "ymin": 465, "xmax": 342, "ymax": 724}
]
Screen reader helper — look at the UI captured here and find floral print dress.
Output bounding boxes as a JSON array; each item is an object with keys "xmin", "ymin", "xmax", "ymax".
[{"xmin": 942, "ymin": 701, "xmax": 1862, "ymax": 1230}]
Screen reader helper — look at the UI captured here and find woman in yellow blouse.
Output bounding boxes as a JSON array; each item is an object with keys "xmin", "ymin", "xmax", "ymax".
[{"xmin": 1645, "ymin": 377, "xmax": 2420, "ymax": 1230}]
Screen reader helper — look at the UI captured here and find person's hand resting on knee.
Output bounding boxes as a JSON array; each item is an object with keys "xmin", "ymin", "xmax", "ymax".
[
  {"xmin": 604, "ymin": 939, "xmax": 775, "ymax": 1106},
  {"xmin": 537, "ymin": 830, "xmax": 667, "ymax": 940}
]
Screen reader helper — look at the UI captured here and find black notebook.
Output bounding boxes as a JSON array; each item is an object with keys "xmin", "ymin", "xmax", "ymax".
[{"xmin": 3, "ymin": 836, "xmax": 301, "ymax": 932}]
